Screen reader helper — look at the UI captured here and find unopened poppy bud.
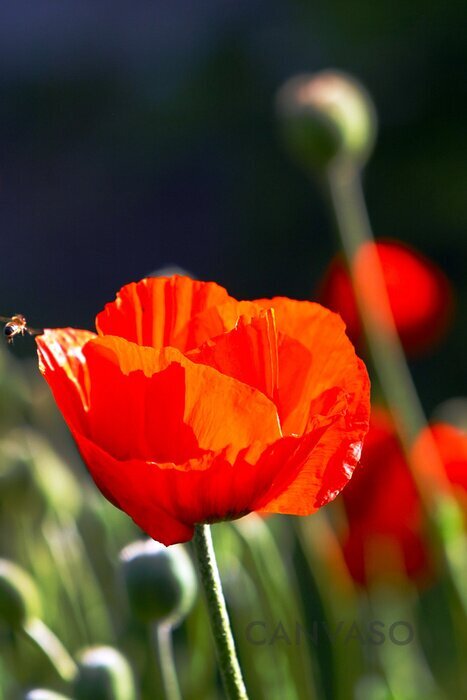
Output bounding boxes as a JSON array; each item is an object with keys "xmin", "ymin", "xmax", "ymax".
[
  {"xmin": 119, "ymin": 539, "xmax": 197, "ymax": 626},
  {"xmin": 24, "ymin": 690, "xmax": 72, "ymax": 700},
  {"xmin": 276, "ymin": 70, "xmax": 377, "ymax": 169},
  {"xmin": 73, "ymin": 646, "xmax": 136, "ymax": 700},
  {"xmin": 0, "ymin": 559, "xmax": 41, "ymax": 628}
]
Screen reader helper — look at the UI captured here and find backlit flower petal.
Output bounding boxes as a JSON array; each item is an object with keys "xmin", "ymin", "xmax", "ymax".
[
  {"xmin": 246, "ymin": 298, "xmax": 370, "ymax": 512},
  {"xmin": 96, "ymin": 276, "xmax": 233, "ymax": 351},
  {"xmin": 37, "ymin": 328, "xmax": 97, "ymax": 433},
  {"xmin": 255, "ymin": 298, "xmax": 367, "ymax": 435},
  {"xmin": 37, "ymin": 275, "xmax": 372, "ymax": 545},
  {"xmin": 37, "ymin": 330, "xmax": 282, "ymax": 465}
]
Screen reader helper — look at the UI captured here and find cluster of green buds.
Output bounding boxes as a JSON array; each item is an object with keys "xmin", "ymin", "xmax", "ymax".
[{"xmin": 0, "ymin": 534, "xmax": 198, "ymax": 699}]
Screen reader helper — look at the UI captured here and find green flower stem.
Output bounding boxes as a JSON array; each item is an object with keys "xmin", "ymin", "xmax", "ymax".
[
  {"xmin": 22, "ymin": 617, "xmax": 77, "ymax": 683},
  {"xmin": 325, "ymin": 160, "xmax": 447, "ymax": 496},
  {"xmin": 324, "ymin": 159, "xmax": 467, "ymax": 610},
  {"xmin": 192, "ymin": 524, "xmax": 248, "ymax": 700},
  {"xmin": 154, "ymin": 623, "xmax": 182, "ymax": 700}
]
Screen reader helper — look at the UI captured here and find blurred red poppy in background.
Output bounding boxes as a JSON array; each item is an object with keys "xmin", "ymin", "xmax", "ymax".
[
  {"xmin": 36, "ymin": 275, "xmax": 370, "ymax": 546},
  {"xmin": 340, "ymin": 406, "xmax": 467, "ymax": 585},
  {"xmin": 319, "ymin": 240, "xmax": 454, "ymax": 356}
]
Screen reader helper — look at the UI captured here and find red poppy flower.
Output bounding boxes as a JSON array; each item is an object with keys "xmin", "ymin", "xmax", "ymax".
[
  {"xmin": 319, "ymin": 240, "xmax": 453, "ymax": 355},
  {"xmin": 340, "ymin": 407, "xmax": 467, "ymax": 585},
  {"xmin": 36, "ymin": 275, "xmax": 370, "ymax": 546}
]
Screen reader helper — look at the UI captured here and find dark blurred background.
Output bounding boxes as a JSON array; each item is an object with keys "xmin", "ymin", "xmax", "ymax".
[{"xmin": 0, "ymin": 0, "xmax": 465, "ymax": 412}]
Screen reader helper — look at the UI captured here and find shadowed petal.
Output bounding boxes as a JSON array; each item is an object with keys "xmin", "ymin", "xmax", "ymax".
[{"xmin": 72, "ymin": 424, "xmax": 344, "ymax": 546}]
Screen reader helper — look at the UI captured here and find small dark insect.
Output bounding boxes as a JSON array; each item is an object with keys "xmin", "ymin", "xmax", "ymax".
[{"xmin": 0, "ymin": 314, "xmax": 43, "ymax": 344}]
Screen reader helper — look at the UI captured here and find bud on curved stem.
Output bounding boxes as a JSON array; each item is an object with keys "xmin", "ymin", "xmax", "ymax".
[
  {"xmin": 120, "ymin": 539, "xmax": 197, "ymax": 700},
  {"xmin": 120, "ymin": 539, "xmax": 197, "ymax": 626},
  {"xmin": 276, "ymin": 70, "xmax": 377, "ymax": 170},
  {"xmin": 73, "ymin": 646, "xmax": 137, "ymax": 700}
]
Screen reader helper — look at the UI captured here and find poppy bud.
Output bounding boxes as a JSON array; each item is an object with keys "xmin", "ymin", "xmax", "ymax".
[
  {"xmin": 24, "ymin": 691, "xmax": 72, "ymax": 700},
  {"xmin": 276, "ymin": 70, "xmax": 377, "ymax": 169},
  {"xmin": 119, "ymin": 539, "xmax": 197, "ymax": 626},
  {"xmin": 0, "ymin": 559, "xmax": 41, "ymax": 628},
  {"xmin": 73, "ymin": 646, "xmax": 136, "ymax": 700}
]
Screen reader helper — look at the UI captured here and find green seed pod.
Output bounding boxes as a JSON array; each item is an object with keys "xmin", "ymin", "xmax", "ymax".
[
  {"xmin": 73, "ymin": 646, "xmax": 136, "ymax": 700},
  {"xmin": 24, "ymin": 690, "xmax": 72, "ymax": 700},
  {"xmin": 0, "ymin": 559, "xmax": 41, "ymax": 628},
  {"xmin": 276, "ymin": 70, "xmax": 377, "ymax": 169},
  {"xmin": 120, "ymin": 539, "xmax": 197, "ymax": 626}
]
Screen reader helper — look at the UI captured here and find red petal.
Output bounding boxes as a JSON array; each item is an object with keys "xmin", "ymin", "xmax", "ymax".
[
  {"xmin": 36, "ymin": 328, "xmax": 97, "ymax": 434},
  {"xmin": 342, "ymin": 407, "xmax": 420, "ymax": 530},
  {"xmin": 248, "ymin": 298, "xmax": 370, "ymax": 512},
  {"xmin": 413, "ymin": 423, "xmax": 467, "ymax": 491},
  {"xmin": 255, "ymin": 298, "xmax": 367, "ymax": 433},
  {"xmin": 96, "ymin": 276, "xmax": 235, "ymax": 351},
  {"xmin": 37, "ymin": 330, "xmax": 282, "ymax": 465},
  {"xmin": 340, "ymin": 409, "xmax": 467, "ymax": 585},
  {"xmin": 71, "ymin": 424, "xmax": 347, "ymax": 546},
  {"xmin": 187, "ymin": 308, "xmax": 279, "ymax": 404},
  {"xmin": 319, "ymin": 241, "xmax": 454, "ymax": 356}
]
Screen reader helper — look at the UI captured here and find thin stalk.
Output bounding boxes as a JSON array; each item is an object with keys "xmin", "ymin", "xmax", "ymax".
[
  {"xmin": 154, "ymin": 623, "xmax": 182, "ymax": 700},
  {"xmin": 192, "ymin": 524, "xmax": 248, "ymax": 700},
  {"xmin": 22, "ymin": 617, "xmax": 77, "ymax": 683},
  {"xmin": 324, "ymin": 159, "xmax": 467, "ymax": 615},
  {"xmin": 325, "ymin": 160, "xmax": 450, "ymax": 500}
]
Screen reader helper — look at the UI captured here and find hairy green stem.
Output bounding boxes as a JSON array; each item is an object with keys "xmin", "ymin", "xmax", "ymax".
[{"xmin": 192, "ymin": 524, "xmax": 248, "ymax": 700}]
